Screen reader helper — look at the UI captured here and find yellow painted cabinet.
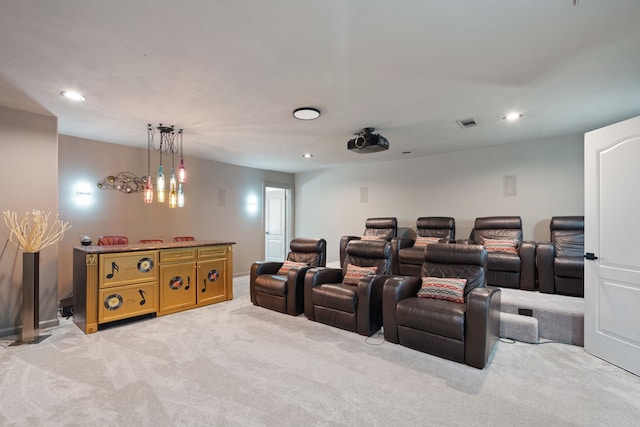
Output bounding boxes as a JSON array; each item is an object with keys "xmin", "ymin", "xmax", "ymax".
[
  {"xmin": 197, "ymin": 258, "xmax": 227, "ymax": 305},
  {"xmin": 159, "ymin": 261, "xmax": 197, "ymax": 315}
]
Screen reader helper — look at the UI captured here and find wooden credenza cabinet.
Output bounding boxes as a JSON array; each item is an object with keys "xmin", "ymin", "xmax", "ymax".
[{"xmin": 73, "ymin": 240, "xmax": 234, "ymax": 334}]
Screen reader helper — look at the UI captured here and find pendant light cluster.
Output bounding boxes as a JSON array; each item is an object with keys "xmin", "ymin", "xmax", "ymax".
[{"xmin": 145, "ymin": 124, "xmax": 186, "ymax": 208}]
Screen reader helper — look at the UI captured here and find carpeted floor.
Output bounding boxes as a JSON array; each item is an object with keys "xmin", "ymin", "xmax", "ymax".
[{"xmin": 0, "ymin": 275, "xmax": 638, "ymax": 426}]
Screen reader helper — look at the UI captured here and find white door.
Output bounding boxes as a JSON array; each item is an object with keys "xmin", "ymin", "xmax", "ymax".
[
  {"xmin": 584, "ymin": 115, "xmax": 640, "ymax": 376},
  {"xmin": 265, "ymin": 188, "xmax": 286, "ymax": 262}
]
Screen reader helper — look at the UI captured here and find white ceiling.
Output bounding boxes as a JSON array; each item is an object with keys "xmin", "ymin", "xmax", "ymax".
[{"xmin": 1, "ymin": 0, "xmax": 639, "ymax": 174}]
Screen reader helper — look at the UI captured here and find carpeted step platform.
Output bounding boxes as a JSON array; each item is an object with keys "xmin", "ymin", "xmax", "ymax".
[{"xmin": 496, "ymin": 288, "xmax": 584, "ymax": 346}]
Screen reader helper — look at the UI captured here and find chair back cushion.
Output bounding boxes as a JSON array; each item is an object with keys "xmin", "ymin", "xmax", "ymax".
[
  {"xmin": 471, "ymin": 216, "xmax": 522, "ymax": 245},
  {"xmin": 362, "ymin": 217, "xmax": 398, "ymax": 241},
  {"xmin": 421, "ymin": 243, "xmax": 487, "ymax": 300},
  {"xmin": 287, "ymin": 238, "xmax": 327, "ymax": 267},
  {"xmin": 97, "ymin": 235, "xmax": 129, "ymax": 246},
  {"xmin": 343, "ymin": 239, "xmax": 392, "ymax": 276},
  {"xmin": 416, "ymin": 217, "xmax": 455, "ymax": 240},
  {"xmin": 550, "ymin": 216, "xmax": 584, "ymax": 258}
]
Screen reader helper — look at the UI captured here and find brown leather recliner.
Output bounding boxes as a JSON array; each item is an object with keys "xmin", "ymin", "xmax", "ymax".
[
  {"xmin": 392, "ymin": 216, "xmax": 455, "ymax": 276},
  {"xmin": 383, "ymin": 243, "xmax": 501, "ymax": 369},
  {"xmin": 250, "ymin": 238, "xmax": 327, "ymax": 315},
  {"xmin": 536, "ymin": 216, "xmax": 584, "ymax": 297},
  {"xmin": 462, "ymin": 216, "xmax": 536, "ymax": 290},
  {"xmin": 97, "ymin": 235, "xmax": 129, "ymax": 246},
  {"xmin": 339, "ymin": 217, "xmax": 397, "ymax": 268},
  {"xmin": 305, "ymin": 239, "xmax": 392, "ymax": 336}
]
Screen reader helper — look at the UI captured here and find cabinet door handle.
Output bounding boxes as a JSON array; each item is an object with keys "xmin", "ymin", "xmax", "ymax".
[
  {"xmin": 185, "ymin": 276, "xmax": 191, "ymax": 290},
  {"xmin": 202, "ymin": 279, "xmax": 207, "ymax": 293}
]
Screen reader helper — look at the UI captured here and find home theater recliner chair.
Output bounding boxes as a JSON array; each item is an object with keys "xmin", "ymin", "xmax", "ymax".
[
  {"xmin": 339, "ymin": 217, "xmax": 397, "ymax": 268},
  {"xmin": 250, "ymin": 238, "xmax": 327, "ymax": 315},
  {"xmin": 383, "ymin": 243, "xmax": 501, "ymax": 369},
  {"xmin": 304, "ymin": 239, "xmax": 392, "ymax": 336},
  {"xmin": 392, "ymin": 216, "xmax": 456, "ymax": 276},
  {"xmin": 536, "ymin": 216, "xmax": 585, "ymax": 297},
  {"xmin": 463, "ymin": 216, "xmax": 536, "ymax": 291}
]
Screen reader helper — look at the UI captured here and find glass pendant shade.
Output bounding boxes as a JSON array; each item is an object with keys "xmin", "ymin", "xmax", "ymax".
[
  {"xmin": 157, "ymin": 164, "xmax": 165, "ymax": 203},
  {"xmin": 169, "ymin": 169, "xmax": 177, "ymax": 208},
  {"xmin": 143, "ymin": 177, "xmax": 154, "ymax": 203},
  {"xmin": 177, "ymin": 183, "xmax": 185, "ymax": 208},
  {"xmin": 178, "ymin": 157, "xmax": 186, "ymax": 183}
]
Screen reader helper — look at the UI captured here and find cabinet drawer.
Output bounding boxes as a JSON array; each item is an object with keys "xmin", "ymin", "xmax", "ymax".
[
  {"xmin": 198, "ymin": 245, "xmax": 228, "ymax": 259},
  {"xmin": 160, "ymin": 248, "xmax": 196, "ymax": 263},
  {"xmin": 99, "ymin": 251, "xmax": 158, "ymax": 288},
  {"xmin": 98, "ymin": 282, "xmax": 157, "ymax": 324}
]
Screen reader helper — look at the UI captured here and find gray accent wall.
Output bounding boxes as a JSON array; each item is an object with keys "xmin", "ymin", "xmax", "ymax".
[
  {"xmin": 0, "ymin": 106, "xmax": 59, "ymax": 336},
  {"xmin": 294, "ymin": 134, "xmax": 584, "ymax": 264}
]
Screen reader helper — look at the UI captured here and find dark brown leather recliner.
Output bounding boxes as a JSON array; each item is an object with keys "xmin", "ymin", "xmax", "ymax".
[
  {"xmin": 304, "ymin": 239, "xmax": 392, "ymax": 336},
  {"xmin": 462, "ymin": 216, "xmax": 536, "ymax": 290},
  {"xmin": 339, "ymin": 217, "xmax": 397, "ymax": 268},
  {"xmin": 97, "ymin": 235, "xmax": 129, "ymax": 246},
  {"xmin": 383, "ymin": 243, "xmax": 501, "ymax": 369},
  {"xmin": 250, "ymin": 238, "xmax": 327, "ymax": 315},
  {"xmin": 392, "ymin": 217, "xmax": 455, "ymax": 276},
  {"xmin": 536, "ymin": 216, "xmax": 584, "ymax": 297}
]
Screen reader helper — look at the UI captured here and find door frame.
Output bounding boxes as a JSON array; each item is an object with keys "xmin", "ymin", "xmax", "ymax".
[{"xmin": 262, "ymin": 181, "xmax": 293, "ymax": 261}]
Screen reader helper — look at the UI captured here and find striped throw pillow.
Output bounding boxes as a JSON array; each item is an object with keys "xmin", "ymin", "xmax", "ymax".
[
  {"xmin": 417, "ymin": 277, "xmax": 467, "ymax": 304},
  {"xmin": 343, "ymin": 264, "xmax": 378, "ymax": 285},
  {"xmin": 414, "ymin": 236, "xmax": 441, "ymax": 247},
  {"xmin": 277, "ymin": 260, "xmax": 308, "ymax": 275},
  {"xmin": 482, "ymin": 239, "xmax": 518, "ymax": 254}
]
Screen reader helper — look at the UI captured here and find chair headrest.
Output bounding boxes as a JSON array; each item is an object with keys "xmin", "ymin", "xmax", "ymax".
[
  {"xmin": 416, "ymin": 216, "xmax": 455, "ymax": 230},
  {"xmin": 550, "ymin": 216, "xmax": 584, "ymax": 231},
  {"xmin": 290, "ymin": 238, "xmax": 326, "ymax": 253},
  {"xmin": 364, "ymin": 217, "xmax": 398, "ymax": 230},
  {"xmin": 425, "ymin": 243, "xmax": 487, "ymax": 267},
  {"xmin": 346, "ymin": 239, "xmax": 391, "ymax": 259},
  {"xmin": 474, "ymin": 216, "xmax": 522, "ymax": 230}
]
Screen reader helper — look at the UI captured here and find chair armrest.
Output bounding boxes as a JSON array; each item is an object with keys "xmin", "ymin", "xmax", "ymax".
[
  {"xmin": 286, "ymin": 266, "xmax": 312, "ymax": 315},
  {"xmin": 340, "ymin": 235, "xmax": 361, "ymax": 269},
  {"xmin": 391, "ymin": 237, "xmax": 415, "ymax": 274},
  {"xmin": 249, "ymin": 261, "xmax": 283, "ymax": 305},
  {"xmin": 536, "ymin": 242, "xmax": 555, "ymax": 294},
  {"xmin": 465, "ymin": 286, "xmax": 501, "ymax": 369},
  {"xmin": 519, "ymin": 241, "xmax": 537, "ymax": 291},
  {"xmin": 382, "ymin": 276, "xmax": 421, "ymax": 343},
  {"xmin": 303, "ymin": 267, "xmax": 343, "ymax": 321},
  {"xmin": 456, "ymin": 239, "xmax": 475, "ymax": 245},
  {"xmin": 356, "ymin": 274, "xmax": 393, "ymax": 336}
]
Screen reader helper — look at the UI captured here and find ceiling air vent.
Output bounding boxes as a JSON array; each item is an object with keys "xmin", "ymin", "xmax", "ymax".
[{"xmin": 456, "ymin": 118, "xmax": 477, "ymax": 129}]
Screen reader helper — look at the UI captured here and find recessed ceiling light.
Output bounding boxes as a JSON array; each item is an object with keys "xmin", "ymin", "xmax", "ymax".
[
  {"xmin": 60, "ymin": 90, "xmax": 86, "ymax": 101},
  {"xmin": 302, "ymin": 153, "xmax": 313, "ymax": 158},
  {"xmin": 503, "ymin": 112, "xmax": 523, "ymax": 121},
  {"xmin": 293, "ymin": 107, "xmax": 320, "ymax": 120}
]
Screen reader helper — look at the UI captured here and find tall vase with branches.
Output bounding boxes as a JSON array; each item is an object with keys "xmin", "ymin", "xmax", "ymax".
[{"xmin": 2, "ymin": 210, "xmax": 71, "ymax": 343}]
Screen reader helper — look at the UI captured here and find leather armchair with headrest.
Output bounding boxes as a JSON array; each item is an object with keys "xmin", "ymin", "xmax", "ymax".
[
  {"xmin": 339, "ymin": 217, "xmax": 397, "ymax": 268},
  {"xmin": 250, "ymin": 238, "xmax": 327, "ymax": 315},
  {"xmin": 536, "ymin": 216, "xmax": 584, "ymax": 297},
  {"xmin": 97, "ymin": 235, "xmax": 129, "ymax": 246},
  {"xmin": 392, "ymin": 216, "xmax": 455, "ymax": 276},
  {"xmin": 462, "ymin": 216, "xmax": 536, "ymax": 290},
  {"xmin": 383, "ymin": 243, "xmax": 501, "ymax": 369},
  {"xmin": 305, "ymin": 239, "xmax": 392, "ymax": 336}
]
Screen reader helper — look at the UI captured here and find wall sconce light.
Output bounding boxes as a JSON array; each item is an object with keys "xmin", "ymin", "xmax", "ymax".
[
  {"xmin": 247, "ymin": 194, "xmax": 258, "ymax": 214},
  {"xmin": 75, "ymin": 182, "xmax": 93, "ymax": 205}
]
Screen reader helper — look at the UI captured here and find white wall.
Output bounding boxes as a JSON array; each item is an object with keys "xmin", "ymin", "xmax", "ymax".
[
  {"xmin": 295, "ymin": 134, "xmax": 584, "ymax": 264},
  {"xmin": 0, "ymin": 106, "xmax": 59, "ymax": 336},
  {"xmin": 58, "ymin": 135, "xmax": 294, "ymax": 299}
]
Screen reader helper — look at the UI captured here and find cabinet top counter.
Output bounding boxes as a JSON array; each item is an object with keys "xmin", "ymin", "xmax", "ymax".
[{"xmin": 74, "ymin": 240, "xmax": 236, "ymax": 254}]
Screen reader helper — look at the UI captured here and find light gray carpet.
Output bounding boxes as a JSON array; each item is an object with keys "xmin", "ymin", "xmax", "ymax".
[{"xmin": 1, "ymin": 276, "xmax": 638, "ymax": 427}]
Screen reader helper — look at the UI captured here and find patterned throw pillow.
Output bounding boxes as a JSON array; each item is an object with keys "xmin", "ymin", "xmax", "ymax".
[
  {"xmin": 417, "ymin": 277, "xmax": 467, "ymax": 304},
  {"xmin": 277, "ymin": 260, "xmax": 308, "ymax": 275},
  {"xmin": 414, "ymin": 236, "xmax": 441, "ymax": 247},
  {"xmin": 361, "ymin": 235, "xmax": 384, "ymax": 241},
  {"xmin": 343, "ymin": 264, "xmax": 378, "ymax": 285},
  {"xmin": 482, "ymin": 239, "xmax": 518, "ymax": 254}
]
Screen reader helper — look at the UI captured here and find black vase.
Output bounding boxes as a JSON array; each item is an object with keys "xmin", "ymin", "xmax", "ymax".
[{"xmin": 22, "ymin": 252, "xmax": 39, "ymax": 342}]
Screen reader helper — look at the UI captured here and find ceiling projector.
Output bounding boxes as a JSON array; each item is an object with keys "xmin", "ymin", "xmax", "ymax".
[{"xmin": 347, "ymin": 127, "xmax": 389, "ymax": 154}]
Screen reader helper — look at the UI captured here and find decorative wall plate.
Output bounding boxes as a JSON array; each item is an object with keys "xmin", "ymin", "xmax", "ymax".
[
  {"xmin": 169, "ymin": 276, "xmax": 184, "ymax": 290},
  {"xmin": 104, "ymin": 294, "xmax": 123, "ymax": 311},
  {"xmin": 207, "ymin": 269, "xmax": 219, "ymax": 282},
  {"xmin": 138, "ymin": 257, "xmax": 154, "ymax": 273}
]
